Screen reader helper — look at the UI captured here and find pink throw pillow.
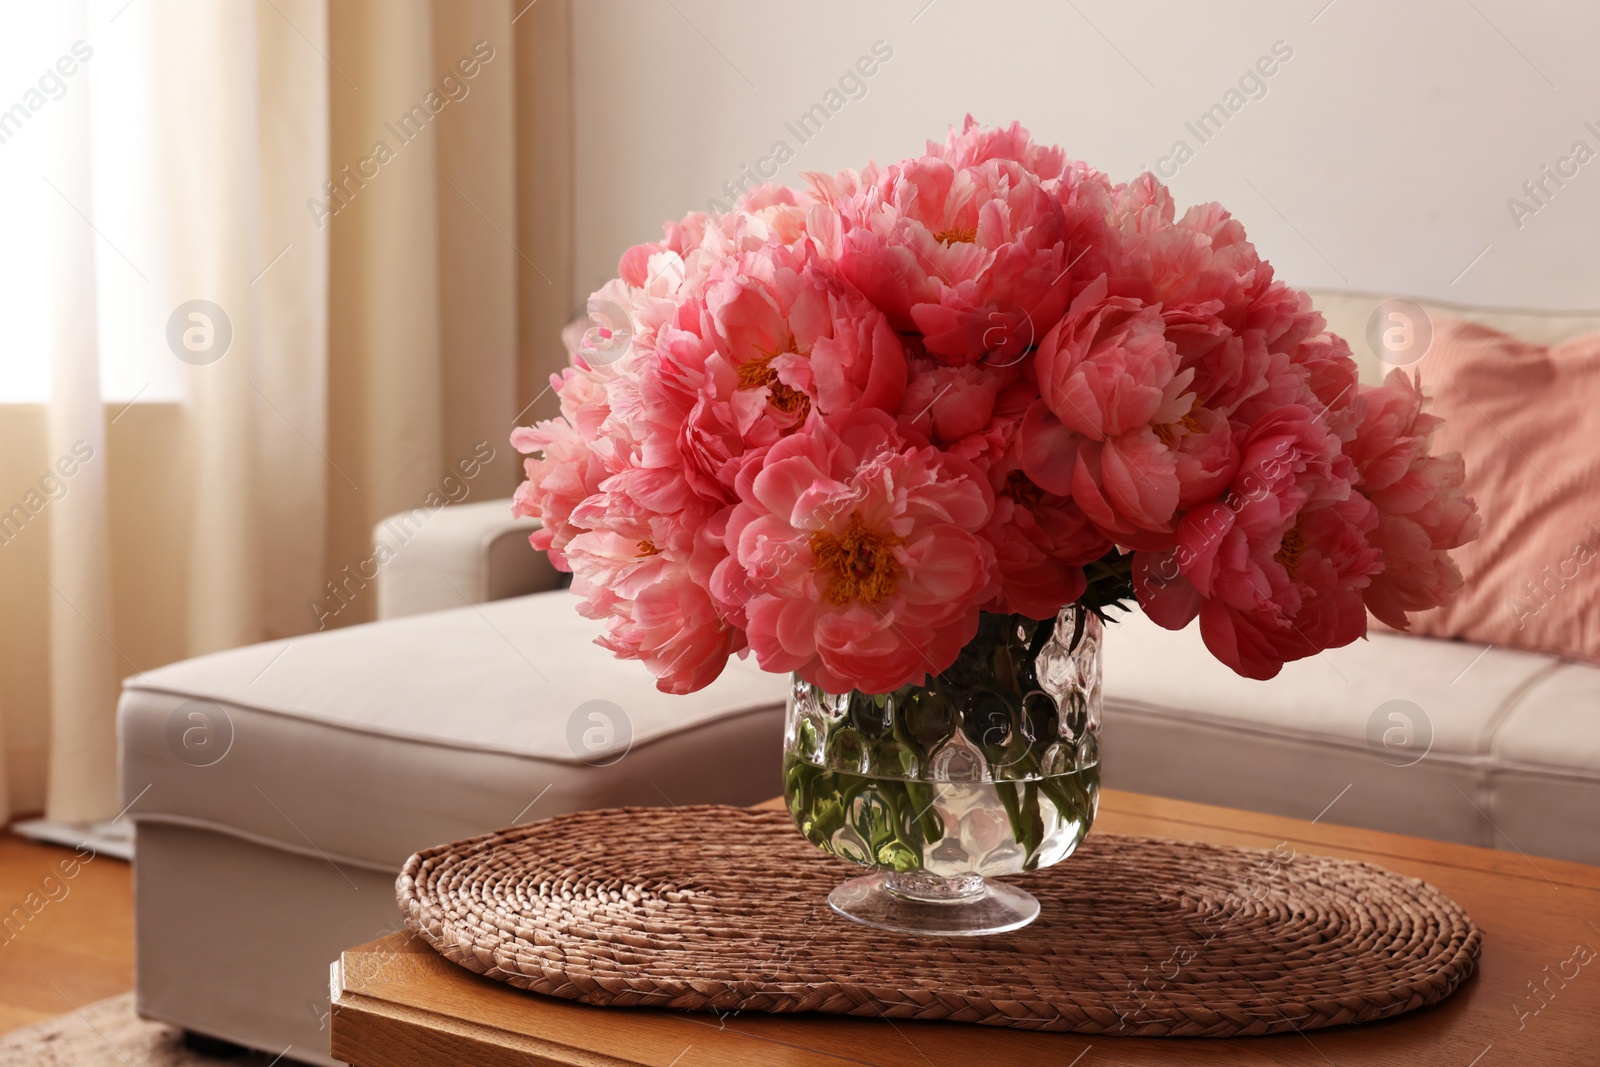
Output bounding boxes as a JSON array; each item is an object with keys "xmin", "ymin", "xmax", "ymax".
[{"xmin": 1396, "ymin": 314, "xmax": 1600, "ymax": 663}]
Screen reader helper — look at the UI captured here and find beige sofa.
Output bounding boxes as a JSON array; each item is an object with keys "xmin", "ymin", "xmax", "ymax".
[
  {"xmin": 117, "ymin": 292, "xmax": 1600, "ymax": 1063},
  {"xmin": 117, "ymin": 531, "xmax": 788, "ymax": 1064}
]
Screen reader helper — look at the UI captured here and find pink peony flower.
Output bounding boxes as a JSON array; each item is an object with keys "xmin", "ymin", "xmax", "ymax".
[
  {"xmin": 930, "ymin": 116, "xmax": 1071, "ymax": 178},
  {"xmin": 1016, "ymin": 280, "xmax": 1234, "ymax": 546},
  {"xmin": 512, "ymin": 422, "xmax": 597, "ymax": 571},
  {"xmin": 960, "ymin": 418, "xmax": 1109, "ymax": 618},
  {"xmin": 1136, "ymin": 405, "xmax": 1381, "ymax": 678},
  {"xmin": 981, "ymin": 488, "xmax": 1095, "ymax": 619},
  {"xmin": 792, "ymin": 270, "xmax": 909, "ymax": 415},
  {"xmin": 1348, "ymin": 370, "xmax": 1481, "ymax": 628},
  {"xmin": 1109, "ymin": 177, "xmax": 1341, "ymax": 426},
  {"xmin": 1184, "ymin": 494, "xmax": 1381, "ymax": 679},
  {"xmin": 592, "ymin": 571, "xmax": 742, "ymax": 695},
  {"xmin": 510, "ymin": 364, "xmax": 615, "ymax": 569},
  {"xmin": 1033, "ymin": 284, "xmax": 1183, "ymax": 440},
  {"xmin": 714, "ymin": 409, "xmax": 996, "ymax": 693},
  {"xmin": 897, "ymin": 353, "xmax": 1015, "ymax": 446},
  {"xmin": 831, "ymin": 121, "xmax": 1114, "ymax": 365},
  {"xmin": 617, "ymin": 210, "xmax": 712, "ymax": 288},
  {"xmin": 666, "ymin": 243, "xmax": 910, "ymax": 495}
]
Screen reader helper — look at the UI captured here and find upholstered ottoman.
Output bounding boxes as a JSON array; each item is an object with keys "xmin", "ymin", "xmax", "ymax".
[{"xmin": 118, "ymin": 589, "xmax": 789, "ymax": 1065}]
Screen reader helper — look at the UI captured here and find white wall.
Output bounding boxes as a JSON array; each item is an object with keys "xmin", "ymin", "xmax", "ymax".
[{"xmin": 572, "ymin": 0, "xmax": 1599, "ymax": 316}]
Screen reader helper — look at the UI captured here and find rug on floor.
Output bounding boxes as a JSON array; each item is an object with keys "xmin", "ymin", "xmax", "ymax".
[{"xmin": 0, "ymin": 995, "xmax": 299, "ymax": 1066}]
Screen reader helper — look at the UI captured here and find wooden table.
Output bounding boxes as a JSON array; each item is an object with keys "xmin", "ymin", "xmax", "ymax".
[{"xmin": 330, "ymin": 790, "xmax": 1600, "ymax": 1066}]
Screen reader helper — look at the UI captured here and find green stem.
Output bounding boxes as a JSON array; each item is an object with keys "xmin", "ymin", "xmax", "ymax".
[
  {"xmin": 882, "ymin": 780, "xmax": 930, "ymax": 871},
  {"xmin": 994, "ymin": 780, "xmax": 1025, "ymax": 851},
  {"xmin": 1021, "ymin": 781, "xmax": 1044, "ymax": 869},
  {"xmin": 1068, "ymin": 608, "xmax": 1087, "ymax": 655},
  {"xmin": 1038, "ymin": 772, "xmax": 1095, "ymax": 832},
  {"xmin": 903, "ymin": 780, "xmax": 943, "ymax": 845},
  {"xmin": 1026, "ymin": 614, "xmax": 1055, "ymax": 667}
]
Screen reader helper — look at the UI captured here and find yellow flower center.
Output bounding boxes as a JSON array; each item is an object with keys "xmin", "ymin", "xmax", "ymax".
[
  {"xmin": 1153, "ymin": 399, "xmax": 1206, "ymax": 448},
  {"xmin": 737, "ymin": 341, "xmax": 811, "ymax": 421},
  {"xmin": 1003, "ymin": 470, "xmax": 1045, "ymax": 512},
  {"xmin": 1274, "ymin": 525, "xmax": 1307, "ymax": 577},
  {"xmin": 637, "ymin": 540, "xmax": 661, "ymax": 557},
  {"xmin": 933, "ymin": 225, "xmax": 977, "ymax": 246},
  {"xmin": 808, "ymin": 513, "xmax": 904, "ymax": 606}
]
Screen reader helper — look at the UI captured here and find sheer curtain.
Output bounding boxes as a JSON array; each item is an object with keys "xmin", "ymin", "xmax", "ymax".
[{"xmin": 0, "ymin": 0, "xmax": 573, "ymax": 825}]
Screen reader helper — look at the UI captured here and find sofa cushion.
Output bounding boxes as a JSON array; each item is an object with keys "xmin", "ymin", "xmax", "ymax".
[
  {"xmin": 119, "ymin": 591, "xmax": 791, "ymax": 870},
  {"xmin": 1490, "ymin": 663, "xmax": 1600, "ymax": 865},
  {"xmin": 1377, "ymin": 315, "xmax": 1600, "ymax": 664},
  {"xmin": 1098, "ymin": 609, "xmax": 1592, "ymax": 859},
  {"xmin": 1308, "ymin": 290, "xmax": 1600, "ymax": 385}
]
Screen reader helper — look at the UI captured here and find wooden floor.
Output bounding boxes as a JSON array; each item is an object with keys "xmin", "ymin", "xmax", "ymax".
[{"xmin": 0, "ymin": 830, "xmax": 133, "ymax": 1035}]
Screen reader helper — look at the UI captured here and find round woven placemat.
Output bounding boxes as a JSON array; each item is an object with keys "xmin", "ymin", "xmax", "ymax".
[{"xmin": 397, "ymin": 806, "xmax": 1480, "ymax": 1037}]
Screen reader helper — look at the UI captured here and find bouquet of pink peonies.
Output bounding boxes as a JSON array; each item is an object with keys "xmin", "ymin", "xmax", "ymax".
[{"xmin": 512, "ymin": 118, "xmax": 1479, "ymax": 696}]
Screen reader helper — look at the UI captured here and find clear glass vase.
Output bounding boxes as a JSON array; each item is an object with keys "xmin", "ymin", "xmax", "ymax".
[{"xmin": 782, "ymin": 606, "xmax": 1102, "ymax": 936}]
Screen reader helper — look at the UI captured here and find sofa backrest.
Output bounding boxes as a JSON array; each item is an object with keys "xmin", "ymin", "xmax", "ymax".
[{"xmin": 1308, "ymin": 291, "xmax": 1600, "ymax": 384}]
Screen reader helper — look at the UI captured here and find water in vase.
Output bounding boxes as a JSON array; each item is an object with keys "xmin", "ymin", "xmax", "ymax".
[{"xmin": 783, "ymin": 756, "xmax": 1100, "ymax": 879}]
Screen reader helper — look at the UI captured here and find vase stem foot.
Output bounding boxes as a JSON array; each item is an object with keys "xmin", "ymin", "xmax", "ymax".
[{"xmin": 827, "ymin": 872, "xmax": 1039, "ymax": 936}]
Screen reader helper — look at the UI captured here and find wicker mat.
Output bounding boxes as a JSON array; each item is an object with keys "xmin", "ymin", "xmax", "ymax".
[{"xmin": 398, "ymin": 806, "xmax": 1480, "ymax": 1038}]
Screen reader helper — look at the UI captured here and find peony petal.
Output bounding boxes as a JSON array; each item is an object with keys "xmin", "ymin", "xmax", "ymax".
[
  {"xmin": 1134, "ymin": 550, "xmax": 1202, "ymax": 629},
  {"xmin": 1018, "ymin": 400, "xmax": 1082, "ymax": 496}
]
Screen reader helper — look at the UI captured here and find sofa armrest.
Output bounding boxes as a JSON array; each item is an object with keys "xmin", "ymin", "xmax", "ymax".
[{"xmin": 373, "ymin": 498, "xmax": 562, "ymax": 619}]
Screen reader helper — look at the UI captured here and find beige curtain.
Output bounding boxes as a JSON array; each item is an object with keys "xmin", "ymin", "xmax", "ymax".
[
  {"xmin": 0, "ymin": 0, "xmax": 573, "ymax": 825},
  {"xmin": 43, "ymin": 0, "xmax": 118, "ymax": 824}
]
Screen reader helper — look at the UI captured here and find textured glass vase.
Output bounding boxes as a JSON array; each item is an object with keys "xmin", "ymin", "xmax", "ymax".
[{"xmin": 783, "ymin": 606, "xmax": 1102, "ymax": 936}]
